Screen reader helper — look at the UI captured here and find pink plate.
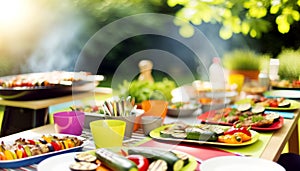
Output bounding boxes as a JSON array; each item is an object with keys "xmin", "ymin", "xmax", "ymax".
[{"xmin": 198, "ymin": 110, "xmax": 284, "ymax": 131}]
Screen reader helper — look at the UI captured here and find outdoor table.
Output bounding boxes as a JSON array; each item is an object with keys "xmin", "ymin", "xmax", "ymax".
[
  {"xmin": 0, "ymin": 88, "xmax": 111, "ymax": 137},
  {"xmin": 0, "ymin": 108, "xmax": 299, "ymax": 170}
]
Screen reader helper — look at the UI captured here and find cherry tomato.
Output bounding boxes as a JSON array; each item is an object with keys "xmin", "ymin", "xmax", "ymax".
[
  {"xmin": 126, "ymin": 155, "xmax": 149, "ymax": 171},
  {"xmin": 269, "ymin": 101, "xmax": 278, "ymax": 107}
]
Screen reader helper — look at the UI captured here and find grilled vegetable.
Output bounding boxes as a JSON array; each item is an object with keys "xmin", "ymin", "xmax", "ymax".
[
  {"xmin": 128, "ymin": 147, "xmax": 184, "ymax": 171},
  {"xmin": 75, "ymin": 153, "xmax": 97, "ymax": 163},
  {"xmin": 265, "ymin": 112, "xmax": 280, "ymax": 121},
  {"xmin": 95, "ymin": 148, "xmax": 138, "ymax": 171},
  {"xmin": 237, "ymin": 103, "xmax": 251, "ymax": 112},
  {"xmin": 147, "ymin": 160, "xmax": 168, "ymax": 171},
  {"xmin": 171, "ymin": 151, "xmax": 189, "ymax": 166},
  {"xmin": 160, "ymin": 130, "xmax": 173, "ymax": 138},
  {"xmin": 69, "ymin": 162, "xmax": 98, "ymax": 171},
  {"xmin": 126, "ymin": 155, "xmax": 149, "ymax": 171},
  {"xmin": 0, "ymin": 135, "xmax": 84, "ymax": 161},
  {"xmin": 251, "ymin": 106, "xmax": 265, "ymax": 114},
  {"xmin": 278, "ymin": 101, "xmax": 291, "ymax": 108},
  {"xmin": 185, "ymin": 128, "xmax": 218, "ymax": 141},
  {"xmin": 224, "ymin": 125, "xmax": 251, "ymax": 137},
  {"xmin": 171, "ymin": 132, "xmax": 187, "ymax": 139}
]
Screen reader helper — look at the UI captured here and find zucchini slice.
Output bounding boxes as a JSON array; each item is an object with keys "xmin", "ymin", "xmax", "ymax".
[
  {"xmin": 171, "ymin": 151, "xmax": 189, "ymax": 166},
  {"xmin": 147, "ymin": 159, "xmax": 168, "ymax": 171},
  {"xmin": 278, "ymin": 101, "xmax": 291, "ymax": 108},
  {"xmin": 69, "ymin": 162, "xmax": 98, "ymax": 171},
  {"xmin": 237, "ymin": 103, "xmax": 251, "ymax": 112},
  {"xmin": 251, "ymin": 106, "xmax": 265, "ymax": 114},
  {"xmin": 75, "ymin": 153, "xmax": 97, "ymax": 163},
  {"xmin": 171, "ymin": 132, "xmax": 187, "ymax": 139},
  {"xmin": 160, "ymin": 130, "xmax": 173, "ymax": 138}
]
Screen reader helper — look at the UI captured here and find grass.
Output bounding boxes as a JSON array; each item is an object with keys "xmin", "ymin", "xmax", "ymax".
[
  {"xmin": 278, "ymin": 48, "xmax": 300, "ymax": 80},
  {"xmin": 222, "ymin": 49, "xmax": 267, "ymax": 71}
]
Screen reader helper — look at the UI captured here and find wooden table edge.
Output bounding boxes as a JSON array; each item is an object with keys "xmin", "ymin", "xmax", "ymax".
[{"xmin": 260, "ymin": 110, "xmax": 300, "ymax": 161}]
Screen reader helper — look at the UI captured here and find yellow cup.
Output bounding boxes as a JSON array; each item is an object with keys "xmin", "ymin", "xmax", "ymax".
[
  {"xmin": 90, "ymin": 120, "xmax": 126, "ymax": 148},
  {"xmin": 228, "ymin": 74, "xmax": 245, "ymax": 92}
]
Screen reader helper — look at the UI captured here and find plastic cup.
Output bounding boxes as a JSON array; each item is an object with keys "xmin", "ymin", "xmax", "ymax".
[
  {"xmin": 228, "ymin": 74, "xmax": 245, "ymax": 92},
  {"xmin": 90, "ymin": 120, "xmax": 126, "ymax": 148},
  {"xmin": 106, "ymin": 115, "xmax": 136, "ymax": 139},
  {"xmin": 141, "ymin": 116, "xmax": 163, "ymax": 135},
  {"xmin": 53, "ymin": 111, "xmax": 85, "ymax": 136}
]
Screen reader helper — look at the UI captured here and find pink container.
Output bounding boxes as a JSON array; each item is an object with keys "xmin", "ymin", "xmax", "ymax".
[{"xmin": 53, "ymin": 111, "xmax": 85, "ymax": 136}]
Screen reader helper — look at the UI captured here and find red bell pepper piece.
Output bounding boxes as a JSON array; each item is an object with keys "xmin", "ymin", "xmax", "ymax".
[
  {"xmin": 126, "ymin": 154, "xmax": 149, "ymax": 171},
  {"xmin": 224, "ymin": 125, "xmax": 251, "ymax": 137},
  {"xmin": 50, "ymin": 141, "xmax": 61, "ymax": 151}
]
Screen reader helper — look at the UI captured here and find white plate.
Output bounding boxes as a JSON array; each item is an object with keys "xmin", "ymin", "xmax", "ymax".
[
  {"xmin": 200, "ymin": 156, "xmax": 285, "ymax": 171},
  {"xmin": 37, "ymin": 152, "xmax": 79, "ymax": 171}
]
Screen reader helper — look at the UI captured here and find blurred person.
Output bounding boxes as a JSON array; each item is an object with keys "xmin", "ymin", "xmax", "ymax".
[{"xmin": 277, "ymin": 153, "xmax": 300, "ymax": 171}]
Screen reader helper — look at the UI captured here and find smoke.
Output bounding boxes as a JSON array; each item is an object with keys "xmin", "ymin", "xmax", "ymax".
[{"xmin": 21, "ymin": 2, "xmax": 85, "ymax": 73}]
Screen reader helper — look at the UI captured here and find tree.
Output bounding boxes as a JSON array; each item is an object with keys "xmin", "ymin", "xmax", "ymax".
[{"xmin": 167, "ymin": 0, "xmax": 300, "ymax": 39}]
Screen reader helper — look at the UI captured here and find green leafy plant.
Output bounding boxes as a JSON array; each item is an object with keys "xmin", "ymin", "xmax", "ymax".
[
  {"xmin": 222, "ymin": 49, "xmax": 266, "ymax": 71},
  {"xmin": 278, "ymin": 48, "xmax": 300, "ymax": 80},
  {"xmin": 167, "ymin": 0, "xmax": 300, "ymax": 39},
  {"xmin": 118, "ymin": 78, "xmax": 177, "ymax": 103}
]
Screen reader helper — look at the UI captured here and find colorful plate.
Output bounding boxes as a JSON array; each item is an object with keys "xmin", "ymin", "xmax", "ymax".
[
  {"xmin": 197, "ymin": 111, "xmax": 284, "ymax": 131},
  {"xmin": 235, "ymin": 99, "xmax": 300, "ymax": 111},
  {"xmin": 264, "ymin": 90, "xmax": 300, "ymax": 99},
  {"xmin": 149, "ymin": 124, "xmax": 259, "ymax": 147},
  {"xmin": 0, "ymin": 134, "xmax": 87, "ymax": 168},
  {"xmin": 37, "ymin": 147, "xmax": 198, "ymax": 171}
]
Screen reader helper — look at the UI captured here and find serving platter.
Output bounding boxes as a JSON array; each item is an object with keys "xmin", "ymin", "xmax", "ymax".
[
  {"xmin": 37, "ymin": 147, "xmax": 198, "ymax": 171},
  {"xmin": 0, "ymin": 71, "xmax": 103, "ymax": 100},
  {"xmin": 0, "ymin": 134, "xmax": 87, "ymax": 168},
  {"xmin": 197, "ymin": 110, "xmax": 284, "ymax": 131},
  {"xmin": 235, "ymin": 99, "xmax": 300, "ymax": 111},
  {"xmin": 149, "ymin": 124, "xmax": 259, "ymax": 147}
]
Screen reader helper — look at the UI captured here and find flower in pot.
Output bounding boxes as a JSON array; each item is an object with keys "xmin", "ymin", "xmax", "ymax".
[{"xmin": 222, "ymin": 49, "xmax": 265, "ymax": 81}]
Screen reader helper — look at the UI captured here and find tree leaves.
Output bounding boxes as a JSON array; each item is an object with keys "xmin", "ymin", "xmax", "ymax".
[{"xmin": 168, "ymin": 0, "xmax": 300, "ymax": 39}]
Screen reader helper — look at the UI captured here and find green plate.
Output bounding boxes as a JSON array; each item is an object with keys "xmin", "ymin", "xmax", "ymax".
[
  {"xmin": 236, "ymin": 99, "xmax": 300, "ymax": 111},
  {"xmin": 264, "ymin": 90, "xmax": 300, "ymax": 99},
  {"xmin": 149, "ymin": 124, "xmax": 259, "ymax": 147},
  {"xmin": 87, "ymin": 147, "xmax": 198, "ymax": 171}
]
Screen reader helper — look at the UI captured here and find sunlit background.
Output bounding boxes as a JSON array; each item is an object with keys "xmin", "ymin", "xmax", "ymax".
[{"xmin": 0, "ymin": 0, "xmax": 299, "ymax": 85}]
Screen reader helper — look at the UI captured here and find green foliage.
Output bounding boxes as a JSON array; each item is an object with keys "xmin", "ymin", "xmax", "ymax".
[
  {"xmin": 118, "ymin": 78, "xmax": 177, "ymax": 103},
  {"xmin": 167, "ymin": 0, "xmax": 300, "ymax": 39},
  {"xmin": 222, "ymin": 49, "xmax": 267, "ymax": 70},
  {"xmin": 278, "ymin": 48, "xmax": 300, "ymax": 80}
]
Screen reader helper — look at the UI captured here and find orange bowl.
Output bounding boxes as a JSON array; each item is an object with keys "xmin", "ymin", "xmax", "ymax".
[{"xmin": 133, "ymin": 100, "xmax": 168, "ymax": 131}]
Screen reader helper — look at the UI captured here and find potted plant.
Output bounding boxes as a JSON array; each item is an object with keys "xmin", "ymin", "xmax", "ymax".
[
  {"xmin": 277, "ymin": 48, "xmax": 300, "ymax": 80},
  {"xmin": 222, "ymin": 49, "xmax": 268, "ymax": 80}
]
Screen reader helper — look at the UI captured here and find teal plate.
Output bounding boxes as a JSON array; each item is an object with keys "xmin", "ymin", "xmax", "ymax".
[{"xmin": 264, "ymin": 90, "xmax": 300, "ymax": 99}]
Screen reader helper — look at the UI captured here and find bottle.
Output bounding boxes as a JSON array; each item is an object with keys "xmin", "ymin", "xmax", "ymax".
[
  {"xmin": 259, "ymin": 69, "xmax": 270, "ymax": 88},
  {"xmin": 138, "ymin": 60, "xmax": 154, "ymax": 83},
  {"xmin": 209, "ymin": 57, "xmax": 226, "ymax": 91},
  {"xmin": 269, "ymin": 58, "xmax": 280, "ymax": 81}
]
